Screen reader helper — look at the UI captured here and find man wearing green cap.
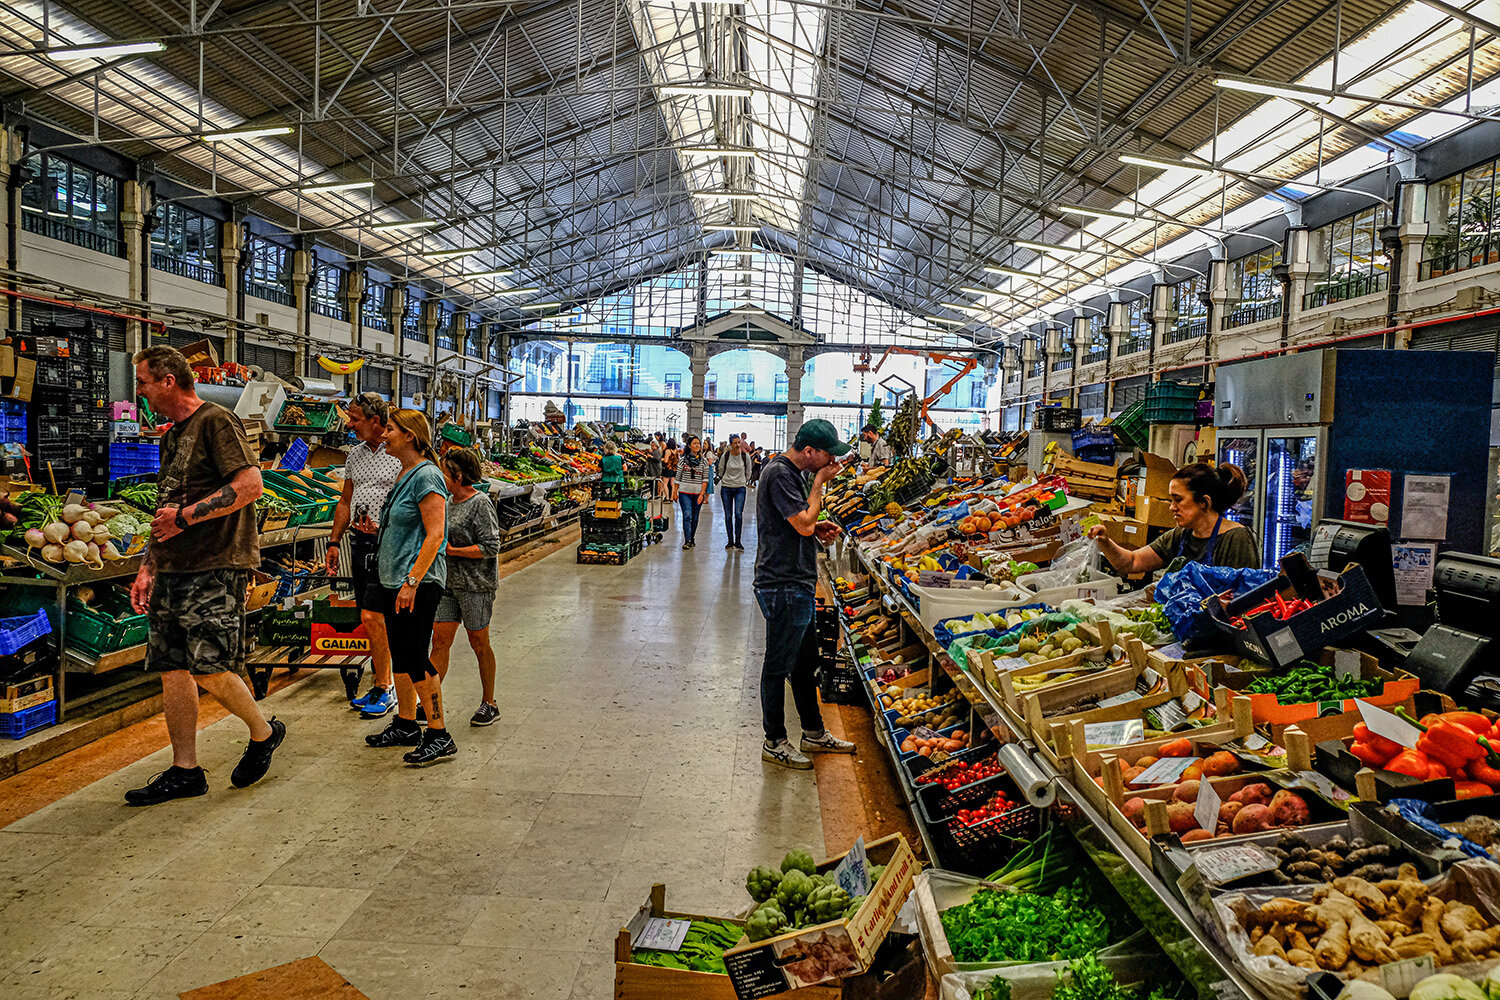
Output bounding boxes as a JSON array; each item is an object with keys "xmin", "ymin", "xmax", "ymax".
[{"xmin": 754, "ymin": 418, "xmax": 857, "ymax": 769}]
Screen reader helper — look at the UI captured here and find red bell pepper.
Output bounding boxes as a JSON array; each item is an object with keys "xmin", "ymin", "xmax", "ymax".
[
  {"xmin": 1455, "ymin": 780, "xmax": 1494, "ymax": 800},
  {"xmin": 1386, "ymin": 748, "xmax": 1435, "ymax": 779},
  {"xmin": 1352, "ymin": 723, "xmax": 1403, "ymax": 760},
  {"xmin": 1350, "ymin": 741, "xmax": 1394, "ymax": 767},
  {"xmin": 1396, "ymin": 707, "xmax": 1487, "ymax": 768},
  {"xmin": 1471, "ymin": 738, "xmax": 1500, "ymax": 788}
]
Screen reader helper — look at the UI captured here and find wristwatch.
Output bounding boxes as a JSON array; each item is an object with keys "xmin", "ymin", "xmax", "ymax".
[{"xmin": 404, "ymin": 574, "xmax": 418, "ymax": 587}]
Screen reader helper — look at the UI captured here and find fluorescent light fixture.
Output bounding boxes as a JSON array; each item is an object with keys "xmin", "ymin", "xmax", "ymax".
[
  {"xmin": 302, "ymin": 179, "xmax": 375, "ymax": 194},
  {"xmin": 1214, "ymin": 75, "xmax": 1336, "ymax": 106},
  {"xmin": 961, "ymin": 286, "xmax": 1000, "ymax": 297},
  {"xmin": 521, "ymin": 302, "xmax": 561, "ymax": 309},
  {"xmin": 705, "ymin": 224, "xmax": 760, "ymax": 233},
  {"xmin": 681, "ymin": 146, "xmax": 759, "ymax": 159},
  {"xmin": 730, "ymin": 306, "xmax": 762, "ymax": 315},
  {"xmin": 694, "ymin": 190, "xmax": 759, "ymax": 200},
  {"xmin": 928, "ymin": 316, "xmax": 967, "ymax": 326},
  {"xmin": 428, "ymin": 247, "xmax": 485, "ymax": 260},
  {"xmin": 48, "ymin": 41, "xmax": 165, "ymax": 60},
  {"xmin": 1055, "ymin": 203, "xmax": 1137, "ymax": 221},
  {"xmin": 1119, "ymin": 153, "xmax": 1214, "ymax": 175},
  {"xmin": 463, "ymin": 269, "xmax": 516, "ymax": 278},
  {"xmin": 983, "ymin": 265, "xmax": 1034, "ymax": 279},
  {"xmin": 200, "ymin": 125, "xmax": 294, "ymax": 142},
  {"xmin": 371, "ymin": 219, "xmax": 439, "ymax": 232},
  {"xmin": 496, "ymin": 286, "xmax": 540, "ymax": 295},
  {"xmin": 1013, "ymin": 238, "xmax": 1108, "ymax": 258},
  {"xmin": 660, "ymin": 84, "xmax": 754, "ymax": 98},
  {"xmin": 709, "ymin": 247, "xmax": 757, "ymax": 256},
  {"xmin": 939, "ymin": 301, "xmax": 986, "ymax": 313}
]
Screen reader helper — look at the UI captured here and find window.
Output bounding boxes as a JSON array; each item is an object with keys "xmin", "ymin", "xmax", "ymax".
[
  {"xmin": 310, "ymin": 261, "xmax": 348, "ymax": 319},
  {"xmin": 362, "ymin": 279, "xmax": 390, "ymax": 331},
  {"xmin": 1224, "ymin": 250, "xmax": 1283, "ymax": 329},
  {"xmin": 969, "ymin": 380, "xmax": 986, "ymax": 408},
  {"xmin": 665, "ymin": 373, "xmax": 682, "ymax": 398},
  {"xmin": 706, "ymin": 373, "xmax": 718, "ymax": 399},
  {"xmin": 151, "ymin": 203, "xmax": 221, "ymax": 285},
  {"xmin": 1424, "ymin": 161, "xmax": 1500, "ymax": 279},
  {"xmin": 774, "ymin": 374, "xmax": 788, "ymax": 402},
  {"xmin": 20, "ymin": 153, "xmax": 122, "ymax": 256},
  {"xmin": 1120, "ymin": 299, "xmax": 1150, "ymax": 355},
  {"xmin": 401, "ymin": 292, "xmax": 423, "ymax": 341},
  {"xmin": 464, "ymin": 318, "xmax": 481, "ymax": 358},
  {"xmin": 1051, "ymin": 330, "xmax": 1073, "ymax": 372},
  {"xmin": 601, "ymin": 405, "xmax": 628, "ymax": 425},
  {"xmin": 434, "ymin": 306, "xmax": 456, "ymax": 349},
  {"xmin": 1166, "ymin": 274, "xmax": 1208, "ymax": 343},
  {"xmin": 1084, "ymin": 313, "xmax": 1108, "ymax": 363},
  {"xmin": 1306, "ymin": 204, "xmax": 1390, "ymax": 309},
  {"xmin": 243, "ymin": 236, "xmax": 293, "ymax": 306},
  {"xmin": 736, "ymin": 373, "xmax": 756, "ymax": 400}
]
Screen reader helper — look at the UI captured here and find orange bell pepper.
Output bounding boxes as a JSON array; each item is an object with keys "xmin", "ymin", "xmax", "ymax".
[{"xmin": 1455, "ymin": 780, "xmax": 1494, "ymax": 800}]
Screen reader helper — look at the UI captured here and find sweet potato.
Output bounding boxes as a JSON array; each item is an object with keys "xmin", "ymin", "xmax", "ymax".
[
  {"xmin": 1134, "ymin": 754, "xmax": 1159, "ymax": 769},
  {"xmin": 1122, "ymin": 797, "xmax": 1147, "ymax": 826},
  {"xmin": 1269, "ymin": 790, "xmax": 1311, "ymax": 827},
  {"xmin": 1232, "ymin": 803, "xmax": 1275, "ymax": 834},
  {"xmin": 1122, "ymin": 765, "xmax": 1148, "ymax": 783},
  {"xmin": 1202, "ymin": 751, "xmax": 1241, "ymax": 777},
  {"xmin": 1219, "ymin": 801, "xmax": 1245, "ymax": 826},
  {"xmin": 1230, "ymin": 782, "xmax": 1275, "ymax": 806},
  {"xmin": 1181, "ymin": 828, "xmax": 1216, "ymax": 843},
  {"xmin": 1166, "ymin": 800, "xmax": 1198, "ymax": 833},
  {"xmin": 1159, "ymin": 738, "xmax": 1193, "ymax": 757}
]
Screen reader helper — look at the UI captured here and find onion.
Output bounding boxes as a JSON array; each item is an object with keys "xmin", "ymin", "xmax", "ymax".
[
  {"xmin": 42, "ymin": 522, "xmax": 71, "ymax": 545},
  {"xmin": 63, "ymin": 540, "xmax": 88, "ymax": 563},
  {"xmin": 23, "ymin": 528, "xmax": 44, "ymax": 549},
  {"xmin": 40, "ymin": 543, "xmax": 64, "ymax": 562}
]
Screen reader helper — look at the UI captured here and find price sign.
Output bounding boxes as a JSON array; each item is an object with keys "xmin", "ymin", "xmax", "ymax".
[
  {"xmin": 1129, "ymin": 755, "xmax": 1197, "ymax": 786},
  {"xmin": 1194, "ymin": 844, "xmax": 1279, "ymax": 886},
  {"xmin": 1083, "ymin": 719, "xmax": 1143, "ymax": 746},
  {"xmin": 1098, "ymin": 690, "xmax": 1144, "ymax": 710},
  {"xmin": 1356, "ymin": 699, "xmax": 1422, "ymax": 749},
  {"xmin": 1194, "ymin": 776, "xmax": 1223, "ymax": 836},
  {"xmin": 1380, "ymin": 954, "xmax": 1435, "ymax": 998},
  {"xmin": 833, "ymin": 836, "xmax": 871, "ymax": 898},
  {"xmin": 634, "ymin": 917, "xmax": 692, "ymax": 952},
  {"xmin": 1333, "ymin": 649, "xmax": 1363, "ymax": 681}
]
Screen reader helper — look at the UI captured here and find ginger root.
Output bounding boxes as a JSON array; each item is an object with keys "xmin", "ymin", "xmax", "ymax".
[
  {"xmin": 1333, "ymin": 876, "xmax": 1388, "ymax": 916},
  {"xmin": 1348, "ymin": 910, "xmax": 1398, "ymax": 965},
  {"xmin": 1315, "ymin": 910, "xmax": 1351, "ymax": 970},
  {"xmin": 1255, "ymin": 933, "xmax": 1289, "ymax": 961},
  {"xmin": 1390, "ymin": 932, "xmax": 1439, "ymax": 959},
  {"xmin": 1441, "ymin": 901, "xmax": 1487, "ymax": 942},
  {"xmin": 1421, "ymin": 899, "xmax": 1455, "ymax": 966},
  {"xmin": 1286, "ymin": 948, "xmax": 1318, "ymax": 970}
]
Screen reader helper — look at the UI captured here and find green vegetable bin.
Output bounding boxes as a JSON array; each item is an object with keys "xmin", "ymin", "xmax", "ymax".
[{"xmin": 272, "ymin": 400, "xmax": 340, "ymax": 433}]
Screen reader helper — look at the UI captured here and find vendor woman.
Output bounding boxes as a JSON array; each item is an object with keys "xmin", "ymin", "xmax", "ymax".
[{"xmin": 1087, "ymin": 462, "xmax": 1261, "ymax": 572}]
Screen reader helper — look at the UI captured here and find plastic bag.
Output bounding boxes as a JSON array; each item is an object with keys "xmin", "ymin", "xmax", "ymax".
[
  {"xmin": 1017, "ymin": 540, "xmax": 1101, "ymax": 593},
  {"xmin": 1154, "ymin": 563, "xmax": 1277, "ymax": 643}
]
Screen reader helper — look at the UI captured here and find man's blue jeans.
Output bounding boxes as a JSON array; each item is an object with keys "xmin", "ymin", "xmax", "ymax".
[
  {"xmin": 721, "ymin": 486, "xmax": 746, "ymax": 546},
  {"xmin": 755, "ymin": 587, "xmax": 824, "ymax": 743}
]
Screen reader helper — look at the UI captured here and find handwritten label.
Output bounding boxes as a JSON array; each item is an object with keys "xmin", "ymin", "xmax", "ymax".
[
  {"xmin": 1333, "ymin": 649, "xmax": 1363, "ymax": 681},
  {"xmin": 1357, "ymin": 699, "xmax": 1422, "ymax": 750},
  {"xmin": 833, "ymin": 836, "xmax": 871, "ymax": 898},
  {"xmin": 1129, "ymin": 755, "xmax": 1198, "ymax": 787},
  {"xmin": 1083, "ymin": 719, "xmax": 1144, "ymax": 746},
  {"xmin": 635, "ymin": 917, "xmax": 692, "ymax": 952},
  {"xmin": 1194, "ymin": 844, "xmax": 1280, "ymax": 885},
  {"xmin": 1194, "ymin": 777, "xmax": 1223, "ymax": 836},
  {"xmin": 993, "ymin": 656, "xmax": 1029, "ymax": 674},
  {"xmin": 1380, "ymin": 954, "xmax": 1435, "ymax": 998},
  {"xmin": 1149, "ymin": 698, "xmax": 1190, "ymax": 732}
]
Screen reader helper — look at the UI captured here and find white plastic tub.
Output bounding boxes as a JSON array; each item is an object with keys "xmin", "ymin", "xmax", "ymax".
[{"xmin": 909, "ymin": 582, "xmax": 1039, "ymax": 631}]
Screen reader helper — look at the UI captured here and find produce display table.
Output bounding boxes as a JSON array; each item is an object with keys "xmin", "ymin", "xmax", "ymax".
[{"xmin": 839, "ymin": 543, "xmax": 1261, "ymax": 999}]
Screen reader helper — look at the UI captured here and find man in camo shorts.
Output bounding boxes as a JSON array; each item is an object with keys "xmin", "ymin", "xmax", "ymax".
[{"xmin": 125, "ymin": 346, "xmax": 286, "ymax": 806}]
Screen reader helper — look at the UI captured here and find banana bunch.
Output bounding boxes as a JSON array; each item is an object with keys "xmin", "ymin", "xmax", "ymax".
[
  {"xmin": 884, "ymin": 455, "xmax": 930, "ymax": 494},
  {"xmin": 885, "ymin": 397, "xmax": 918, "ymax": 454}
]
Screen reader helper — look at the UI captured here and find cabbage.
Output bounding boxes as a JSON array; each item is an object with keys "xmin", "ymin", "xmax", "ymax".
[{"xmin": 1410, "ymin": 974, "xmax": 1486, "ymax": 1000}]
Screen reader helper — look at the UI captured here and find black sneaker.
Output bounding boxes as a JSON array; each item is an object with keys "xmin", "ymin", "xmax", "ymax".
[
  {"xmin": 415, "ymin": 705, "xmax": 427, "ymax": 723},
  {"xmin": 231, "ymin": 718, "xmax": 286, "ymax": 788},
  {"xmin": 366, "ymin": 718, "xmax": 422, "ymax": 748},
  {"xmin": 470, "ymin": 702, "xmax": 500, "ymax": 727},
  {"xmin": 403, "ymin": 728, "xmax": 457, "ymax": 765},
  {"xmin": 124, "ymin": 766, "xmax": 208, "ymax": 806}
]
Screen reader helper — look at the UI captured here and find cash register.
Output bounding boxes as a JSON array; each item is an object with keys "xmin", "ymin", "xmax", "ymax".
[{"xmin": 1404, "ymin": 551, "xmax": 1500, "ymax": 703}]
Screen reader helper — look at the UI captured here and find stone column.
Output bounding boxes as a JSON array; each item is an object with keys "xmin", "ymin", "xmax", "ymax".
[
  {"xmin": 498, "ymin": 329, "xmax": 512, "ymax": 433},
  {"xmin": 1283, "ymin": 225, "xmax": 1313, "ymax": 340},
  {"xmin": 342, "ymin": 268, "xmax": 365, "ymax": 395},
  {"xmin": 1072, "ymin": 317, "xmax": 1090, "ymax": 403},
  {"xmin": 687, "ymin": 341, "xmax": 708, "ymax": 438},
  {"xmin": 1396, "ymin": 178, "xmax": 1430, "ymax": 335},
  {"xmin": 290, "ymin": 248, "xmax": 311, "ymax": 375},
  {"xmin": 220, "ymin": 222, "xmax": 242, "ymax": 362},
  {"xmin": 1043, "ymin": 327, "xmax": 1063, "ymax": 401},
  {"xmin": 387, "ymin": 283, "xmax": 406, "ymax": 401},
  {"xmin": 785, "ymin": 345, "xmax": 805, "ymax": 432},
  {"xmin": 1150, "ymin": 281, "xmax": 1172, "ymax": 360},
  {"xmin": 121, "ymin": 181, "xmax": 149, "ymax": 354},
  {"xmin": 1106, "ymin": 300, "xmax": 1128, "ymax": 413},
  {"xmin": 421, "ymin": 299, "xmax": 439, "ymax": 417},
  {"xmin": 1208, "ymin": 255, "xmax": 1231, "ymax": 351},
  {"xmin": 1, "ymin": 128, "xmax": 19, "ymax": 333}
]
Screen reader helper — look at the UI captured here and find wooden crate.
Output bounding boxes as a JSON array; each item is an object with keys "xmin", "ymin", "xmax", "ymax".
[{"xmin": 0, "ymin": 674, "xmax": 53, "ymax": 714}]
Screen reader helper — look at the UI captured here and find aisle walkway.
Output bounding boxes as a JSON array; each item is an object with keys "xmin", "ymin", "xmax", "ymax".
[{"xmin": 0, "ymin": 495, "xmax": 827, "ymax": 999}]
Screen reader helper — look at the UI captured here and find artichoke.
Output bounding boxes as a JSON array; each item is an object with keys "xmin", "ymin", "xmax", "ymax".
[
  {"xmin": 745, "ymin": 901, "xmax": 787, "ymax": 942},
  {"xmin": 868, "ymin": 863, "xmax": 886, "ymax": 884},
  {"xmin": 776, "ymin": 869, "xmax": 814, "ymax": 911},
  {"xmin": 745, "ymin": 865, "xmax": 783, "ymax": 903},
  {"xmin": 808, "ymin": 882, "xmax": 852, "ymax": 923},
  {"xmin": 844, "ymin": 894, "xmax": 867, "ymax": 919},
  {"xmin": 781, "ymin": 847, "xmax": 817, "ymax": 876}
]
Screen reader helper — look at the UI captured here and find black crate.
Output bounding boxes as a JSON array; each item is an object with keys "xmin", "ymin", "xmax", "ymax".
[
  {"xmin": 86, "ymin": 368, "xmax": 109, "ymax": 395},
  {"xmin": 918, "ymin": 791, "xmax": 1041, "ymax": 875},
  {"xmin": 30, "ymin": 414, "xmax": 68, "ymax": 448},
  {"xmin": 818, "ymin": 657, "xmax": 862, "ymax": 705},
  {"xmin": 33, "ymin": 356, "xmax": 67, "ymax": 389},
  {"xmin": 1035, "ymin": 406, "xmax": 1082, "ymax": 431},
  {"xmin": 580, "ymin": 513, "xmax": 638, "ymax": 539},
  {"xmin": 70, "ymin": 413, "xmax": 108, "ymax": 439}
]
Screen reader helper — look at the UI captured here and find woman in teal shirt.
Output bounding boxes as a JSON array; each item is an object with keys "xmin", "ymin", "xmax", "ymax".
[
  {"xmin": 600, "ymin": 439, "xmax": 625, "ymax": 485},
  {"xmin": 364, "ymin": 408, "xmax": 455, "ymax": 765}
]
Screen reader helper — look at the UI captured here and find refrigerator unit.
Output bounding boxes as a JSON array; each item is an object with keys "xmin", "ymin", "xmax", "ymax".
[{"xmin": 1213, "ymin": 348, "xmax": 1492, "ymax": 568}]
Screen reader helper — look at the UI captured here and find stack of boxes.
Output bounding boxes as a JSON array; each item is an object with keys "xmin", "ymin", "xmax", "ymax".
[{"xmin": 26, "ymin": 325, "xmax": 112, "ymax": 494}]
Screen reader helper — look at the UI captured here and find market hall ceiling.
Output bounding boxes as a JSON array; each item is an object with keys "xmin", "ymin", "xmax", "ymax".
[{"xmin": 0, "ymin": 0, "xmax": 1497, "ymax": 342}]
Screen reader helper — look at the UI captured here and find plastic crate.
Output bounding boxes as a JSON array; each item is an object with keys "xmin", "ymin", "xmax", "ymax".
[
  {"xmin": 818, "ymin": 658, "xmax": 862, "ymax": 705},
  {"xmin": 1145, "ymin": 380, "xmax": 1204, "ymax": 404},
  {"xmin": 1143, "ymin": 399, "xmax": 1198, "ymax": 424},
  {"xmin": 273, "ymin": 400, "xmax": 339, "ymax": 433},
  {"xmin": 1070, "ymin": 428, "xmax": 1115, "ymax": 451},
  {"xmin": 66, "ymin": 600, "xmax": 150, "ymax": 655},
  {"xmin": 922, "ymin": 793, "xmax": 1041, "ymax": 874},
  {"xmin": 108, "ymin": 442, "xmax": 161, "ymax": 477},
  {"xmin": 30, "ymin": 414, "xmax": 68, "ymax": 448},
  {"xmin": 1035, "ymin": 406, "xmax": 1081, "ymax": 432},
  {"xmin": 0, "ymin": 699, "xmax": 57, "ymax": 739},
  {"xmin": 1111, "ymin": 400, "xmax": 1148, "ymax": 449},
  {"xmin": 910, "ymin": 748, "xmax": 1020, "ymax": 820},
  {"xmin": 0, "ymin": 609, "xmax": 52, "ymax": 656}
]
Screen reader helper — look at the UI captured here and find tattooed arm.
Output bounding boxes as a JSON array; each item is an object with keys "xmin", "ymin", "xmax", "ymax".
[{"xmin": 151, "ymin": 466, "xmax": 264, "ymax": 542}]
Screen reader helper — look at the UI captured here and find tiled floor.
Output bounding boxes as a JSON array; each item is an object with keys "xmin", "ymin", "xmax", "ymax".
[{"xmin": 0, "ymin": 497, "xmax": 828, "ymax": 999}]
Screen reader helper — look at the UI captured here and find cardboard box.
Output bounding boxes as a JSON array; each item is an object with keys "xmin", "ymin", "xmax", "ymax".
[
  {"xmin": 1203, "ymin": 564, "xmax": 1386, "ymax": 669},
  {"xmin": 1207, "ymin": 647, "xmax": 1420, "ymax": 725},
  {"xmin": 244, "ymin": 570, "xmax": 279, "ymax": 613},
  {"xmin": 176, "ymin": 338, "xmax": 220, "ymax": 368},
  {"xmin": 722, "ymin": 834, "xmax": 917, "ymax": 998},
  {"xmin": 235, "ymin": 381, "xmax": 287, "ymax": 426},
  {"xmin": 0, "ymin": 674, "xmax": 53, "ymax": 714},
  {"xmin": 1095, "ymin": 513, "xmax": 1148, "ymax": 549},
  {"xmin": 9, "ymin": 357, "xmax": 35, "ymax": 402},
  {"xmin": 1136, "ymin": 452, "xmax": 1176, "ymax": 500},
  {"xmin": 0, "ymin": 343, "xmax": 15, "ymax": 379},
  {"xmin": 1136, "ymin": 495, "xmax": 1176, "ymax": 529}
]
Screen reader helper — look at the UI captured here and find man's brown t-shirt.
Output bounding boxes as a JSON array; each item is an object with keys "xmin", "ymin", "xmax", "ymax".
[{"xmin": 153, "ymin": 402, "xmax": 260, "ymax": 574}]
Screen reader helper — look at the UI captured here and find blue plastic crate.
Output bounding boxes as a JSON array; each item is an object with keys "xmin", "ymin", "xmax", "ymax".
[
  {"xmin": 0, "ymin": 609, "xmax": 53, "ymax": 656},
  {"xmin": 0, "ymin": 700, "xmax": 57, "ymax": 739}
]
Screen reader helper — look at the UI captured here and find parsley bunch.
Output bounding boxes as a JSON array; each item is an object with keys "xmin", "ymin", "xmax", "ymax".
[{"xmin": 938, "ymin": 880, "xmax": 1112, "ymax": 964}]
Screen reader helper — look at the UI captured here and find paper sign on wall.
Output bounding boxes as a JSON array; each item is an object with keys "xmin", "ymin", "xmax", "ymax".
[
  {"xmin": 1392, "ymin": 542, "xmax": 1437, "ymax": 607},
  {"xmin": 1344, "ymin": 469, "xmax": 1392, "ymax": 524},
  {"xmin": 1402, "ymin": 474, "xmax": 1450, "ymax": 540}
]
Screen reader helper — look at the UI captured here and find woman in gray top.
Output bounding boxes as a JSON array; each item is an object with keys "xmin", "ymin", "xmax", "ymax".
[{"xmin": 430, "ymin": 448, "xmax": 504, "ymax": 726}]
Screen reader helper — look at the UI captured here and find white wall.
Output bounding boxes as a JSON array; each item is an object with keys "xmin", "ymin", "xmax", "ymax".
[
  {"xmin": 21, "ymin": 231, "xmax": 129, "ymax": 299},
  {"xmin": 151, "ymin": 270, "xmax": 224, "ymax": 316}
]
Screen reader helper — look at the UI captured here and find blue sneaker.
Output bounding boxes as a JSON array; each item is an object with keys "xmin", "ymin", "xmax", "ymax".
[
  {"xmin": 349, "ymin": 686, "xmax": 380, "ymax": 710},
  {"xmin": 358, "ymin": 689, "xmax": 396, "ymax": 718}
]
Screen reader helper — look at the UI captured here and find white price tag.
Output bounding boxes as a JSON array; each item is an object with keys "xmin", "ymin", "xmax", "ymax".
[
  {"xmin": 1098, "ymin": 690, "xmax": 1144, "ymax": 709},
  {"xmin": 1266, "ymin": 628, "xmax": 1303, "ymax": 664},
  {"xmin": 1356, "ymin": 699, "xmax": 1422, "ymax": 750},
  {"xmin": 1380, "ymin": 954, "xmax": 1436, "ymax": 998},
  {"xmin": 1333, "ymin": 649, "xmax": 1363, "ymax": 681},
  {"xmin": 1150, "ymin": 699, "xmax": 1190, "ymax": 731},
  {"xmin": 1194, "ymin": 777, "xmax": 1222, "ymax": 836},
  {"xmin": 1129, "ymin": 755, "xmax": 1197, "ymax": 787},
  {"xmin": 994, "ymin": 656, "xmax": 1029, "ymax": 673},
  {"xmin": 1083, "ymin": 719, "xmax": 1143, "ymax": 746},
  {"xmin": 833, "ymin": 836, "xmax": 871, "ymax": 898},
  {"xmin": 634, "ymin": 917, "xmax": 692, "ymax": 952},
  {"xmin": 1194, "ymin": 844, "xmax": 1280, "ymax": 885}
]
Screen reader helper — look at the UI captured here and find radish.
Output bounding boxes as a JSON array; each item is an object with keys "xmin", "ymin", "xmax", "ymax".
[
  {"xmin": 41, "ymin": 522, "xmax": 71, "ymax": 545},
  {"xmin": 70, "ymin": 521, "xmax": 93, "ymax": 541},
  {"xmin": 40, "ymin": 543, "xmax": 63, "ymax": 562},
  {"xmin": 22, "ymin": 527, "xmax": 44, "ymax": 549}
]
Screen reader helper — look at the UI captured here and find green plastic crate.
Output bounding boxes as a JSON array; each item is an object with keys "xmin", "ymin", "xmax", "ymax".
[
  {"xmin": 272, "ymin": 400, "xmax": 340, "ymax": 433},
  {"xmin": 1112, "ymin": 400, "xmax": 1148, "ymax": 449},
  {"xmin": 67, "ymin": 600, "xmax": 150, "ymax": 655}
]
